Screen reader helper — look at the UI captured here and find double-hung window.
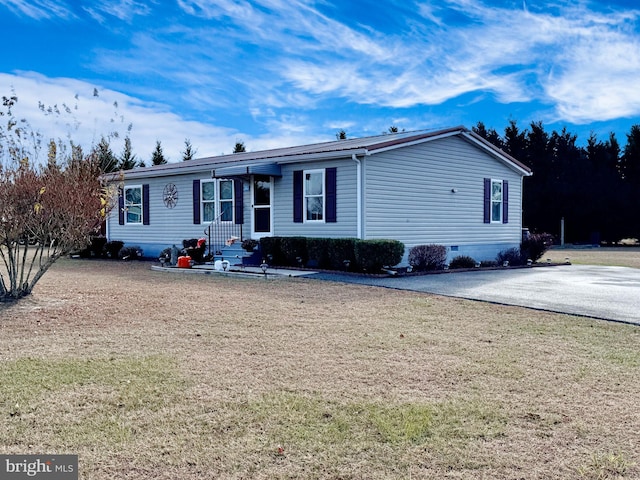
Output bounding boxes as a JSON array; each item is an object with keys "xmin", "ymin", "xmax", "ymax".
[
  {"xmin": 219, "ymin": 180, "xmax": 234, "ymax": 221},
  {"xmin": 491, "ymin": 180, "xmax": 503, "ymax": 223},
  {"xmin": 201, "ymin": 179, "xmax": 234, "ymax": 223},
  {"xmin": 124, "ymin": 185, "xmax": 142, "ymax": 224},
  {"xmin": 304, "ymin": 169, "xmax": 324, "ymax": 222}
]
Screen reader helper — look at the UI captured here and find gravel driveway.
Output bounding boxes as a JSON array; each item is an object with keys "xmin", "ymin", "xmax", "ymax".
[{"xmin": 309, "ymin": 265, "xmax": 640, "ymax": 325}]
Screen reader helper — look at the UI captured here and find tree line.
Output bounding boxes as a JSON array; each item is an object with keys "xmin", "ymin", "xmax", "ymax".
[{"xmin": 473, "ymin": 120, "xmax": 640, "ymax": 244}]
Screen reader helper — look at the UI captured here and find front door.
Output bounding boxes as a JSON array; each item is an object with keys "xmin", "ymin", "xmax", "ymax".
[{"xmin": 251, "ymin": 175, "xmax": 272, "ymax": 238}]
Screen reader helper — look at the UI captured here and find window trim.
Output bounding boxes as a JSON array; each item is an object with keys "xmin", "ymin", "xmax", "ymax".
[
  {"xmin": 490, "ymin": 179, "xmax": 503, "ymax": 223},
  {"xmin": 303, "ymin": 169, "xmax": 325, "ymax": 223},
  {"xmin": 124, "ymin": 185, "xmax": 143, "ymax": 225},
  {"xmin": 201, "ymin": 178, "xmax": 235, "ymax": 223}
]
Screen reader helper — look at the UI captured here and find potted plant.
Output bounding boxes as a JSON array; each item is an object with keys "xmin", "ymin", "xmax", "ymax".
[{"xmin": 241, "ymin": 239, "xmax": 259, "ymax": 252}]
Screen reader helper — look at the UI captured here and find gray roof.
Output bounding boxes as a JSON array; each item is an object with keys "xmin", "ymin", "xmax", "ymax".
[{"xmin": 107, "ymin": 126, "xmax": 531, "ymax": 180}]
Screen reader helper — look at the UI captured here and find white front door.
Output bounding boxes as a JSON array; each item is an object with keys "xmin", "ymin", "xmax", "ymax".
[{"xmin": 251, "ymin": 175, "xmax": 273, "ymax": 238}]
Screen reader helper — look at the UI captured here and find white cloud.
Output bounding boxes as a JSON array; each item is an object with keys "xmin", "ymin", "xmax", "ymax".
[
  {"xmin": 0, "ymin": 0, "xmax": 75, "ymax": 19},
  {"xmin": 6, "ymin": 0, "xmax": 640, "ymax": 141},
  {"xmin": 0, "ymin": 72, "xmax": 306, "ymax": 163},
  {"xmin": 83, "ymin": 0, "xmax": 153, "ymax": 23}
]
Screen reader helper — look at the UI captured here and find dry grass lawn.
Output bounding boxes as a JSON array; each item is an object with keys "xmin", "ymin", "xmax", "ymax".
[
  {"xmin": 1, "ymin": 258, "xmax": 639, "ymax": 479},
  {"xmin": 545, "ymin": 247, "xmax": 640, "ymax": 269}
]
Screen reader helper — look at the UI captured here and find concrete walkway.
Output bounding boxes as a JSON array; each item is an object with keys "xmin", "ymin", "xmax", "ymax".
[{"xmin": 309, "ymin": 265, "xmax": 640, "ymax": 325}]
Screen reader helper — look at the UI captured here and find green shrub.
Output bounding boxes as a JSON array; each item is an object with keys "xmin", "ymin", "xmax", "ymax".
[
  {"xmin": 449, "ymin": 255, "xmax": 477, "ymax": 269},
  {"xmin": 480, "ymin": 260, "xmax": 498, "ymax": 268},
  {"xmin": 520, "ymin": 233, "xmax": 554, "ymax": 262},
  {"xmin": 326, "ymin": 238, "xmax": 358, "ymax": 270},
  {"xmin": 119, "ymin": 245, "xmax": 143, "ymax": 260},
  {"xmin": 258, "ymin": 236, "xmax": 405, "ymax": 272},
  {"xmin": 306, "ymin": 238, "xmax": 331, "ymax": 269},
  {"xmin": 241, "ymin": 239, "xmax": 259, "ymax": 252},
  {"xmin": 408, "ymin": 244, "xmax": 447, "ymax": 271},
  {"xmin": 104, "ymin": 240, "xmax": 124, "ymax": 259},
  {"xmin": 260, "ymin": 237, "xmax": 283, "ymax": 265},
  {"xmin": 355, "ymin": 239, "xmax": 405, "ymax": 272},
  {"xmin": 280, "ymin": 236, "xmax": 308, "ymax": 267}
]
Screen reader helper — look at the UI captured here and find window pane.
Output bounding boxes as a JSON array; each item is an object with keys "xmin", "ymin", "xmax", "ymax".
[
  {"xmin": 220, "ymin": 200, "xmax": 233, "ymax": 221},
  {"xmin": 202, "ymin": 181, "xmax": 216, "ymax": 201},
  {"xmin": 254, "ymin": 176, "xmax": 270, "ymax": 206},
  {"xmin": 305, "ymin": 172, "xmax": 323, "ymax": 195},
  {"xmin": 203, "ymin": 202, "xmax": 215, "ymax": 222},
  {"xmin": 254, "ymin": 207, "xmax": 270, "ymax": 233},
  {"xmin": 307, "ymin": 197, "xmax": 323, "ymax": 220},
  {"xmin": 492, "ymin": 182, "xmax": 502, "ymax": 201},
  {"xmin": 220, "ymin": 180, "xmax": 233, "ymax": 200},
  {"xmin": 125, "ymin": 187, "xmax": 141, "ymax": 204},
  {"xmin": 492, "ymin": 202, "xmax": 502, "ymax": 222},
  {"xmin": 127, "ymin": 206, "xmax": 141, "ymax": 223}
]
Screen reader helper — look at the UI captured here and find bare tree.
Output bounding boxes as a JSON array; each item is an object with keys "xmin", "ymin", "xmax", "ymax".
[{"xmin": 0, "ymin": 95, "xmax": 116, "ymax": 301}]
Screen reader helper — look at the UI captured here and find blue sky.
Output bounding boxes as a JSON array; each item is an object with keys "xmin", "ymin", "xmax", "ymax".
[{"xmin": 1, "ymin": 0, "xmax": 640, "ymax": 163}]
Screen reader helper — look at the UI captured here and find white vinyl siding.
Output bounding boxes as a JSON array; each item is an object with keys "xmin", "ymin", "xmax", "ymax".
[
  {"xmin": 275, "ymin": 159, "xmax": 358, "ymax": 237},
  {"xmin": 364, "ymin": 135, "xmax": 523, "ymax": 249}
]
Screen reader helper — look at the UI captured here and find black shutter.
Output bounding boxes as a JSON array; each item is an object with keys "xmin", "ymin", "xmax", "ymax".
[
  {"xmin": 234, "ymin": 179, "xmax": 243, "ymax": 225},
  {"xmin": 293, "ymin": 170, "xmax": 303, "ymax": 223},
  {"xmin": 483, "ymin": 178, "xmax": 491, "ymax": 224},
  {"xmin": 502, "ymin": 180, "xmax": 509, "ymax": 224},
  {"xmin": 193, "ymin": 179, "xmax": 201, "ymax": 224},
  {"xmin": 118, "ymin": 187, "xmax": 124, "ymax": 225},
  {"xmin": 142, "ymin": 184, "xmax": 150, "ymax": 225},
  {"xmin": 326, "ymin": 167, "xmax": 337, "ymax": 223}
]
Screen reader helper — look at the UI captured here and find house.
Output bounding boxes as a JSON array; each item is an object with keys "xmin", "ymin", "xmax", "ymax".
[{"xmin": 104, "ymin": 126, "xmax": 532, "ymax": 264}]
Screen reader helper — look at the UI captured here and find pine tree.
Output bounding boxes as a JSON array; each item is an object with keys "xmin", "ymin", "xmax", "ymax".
[
  {"xmin": 182, "ymin": 138, "xmax": 197, "ymax": 161},
  {"xmin": 233, "ymin": 140, "xmax": 246, "ymax": 153},
  {"xmin": 94, "ymin": 136, "xmax": 118, "ymax": 173},
  {"xmin": 151, "ymin": 140, "xmax": 167, "ymax": 165},
  {"xmin": 119, "ymin": 136, "xmax": 137, "ymax": 170}
]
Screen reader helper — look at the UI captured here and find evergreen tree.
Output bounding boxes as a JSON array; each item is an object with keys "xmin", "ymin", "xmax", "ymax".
[
  {"xmin": 472, "ymin": 122, "xmax": 503, "ymax": 149},
  {"xmin": 151, "ymin": 140, "xmax": 167, "ymax": 165},
  {"xmin": 233, "ymin": 140, "xmax": 246, "ymax": 153},
  {"xmin": 182, "ymin": 138, "xmax": 197, "ymax": 161},
  {"xmin": 621, "ymin": 124, "xmax": 640, "ymax": 184},
  {"xmin": 118, "ymin": 136, "xmax": 137, "ymax": 170},
  {"xmin": 94, "ymin": 136, "xmax": 118, "ymax": 173},
  {"xmin": 502, "ymin": 120, "xmax": 527, "ymax": 161}
]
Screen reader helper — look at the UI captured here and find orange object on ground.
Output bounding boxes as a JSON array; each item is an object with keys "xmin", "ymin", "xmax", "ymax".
[{"xmin": 177, "ymin": 256, "xmax": 192, "ymax": 268}]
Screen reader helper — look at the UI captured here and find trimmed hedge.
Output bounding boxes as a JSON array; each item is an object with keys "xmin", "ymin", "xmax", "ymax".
[
  {"xmin": 355, "ymin": 239, "xmax": 405, "ymax": 272},
  {"xmin": 260, "ymin": 236, "xmax": 403, "ymax": 273}
]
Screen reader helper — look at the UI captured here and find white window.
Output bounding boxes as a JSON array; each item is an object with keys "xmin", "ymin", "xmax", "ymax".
[
  {"xmin": 202, "ymin": 179, "xmax": 234, "ymax": 223},
  {"xmin": 219, "ymin": 179, "xmax": 234, "ymax": 222},
  {"xmin": 491, "ymin": 180, "xmax": 503, "ymax": 223},
  {"xmin": 304, "ymin": 169, "xmax": 324, "ymax": 222},
  {"xmin": 124, "ymin": 185, "xmax": 142, "ymax": 224}
]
